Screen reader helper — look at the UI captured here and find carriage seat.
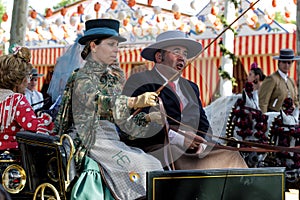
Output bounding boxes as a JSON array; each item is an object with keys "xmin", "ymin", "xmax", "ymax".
[
  {"xmin": 12, "ymin": 131, "xmax": 75, "ymax": 199},
  {"xmin": 16, "ymin": 131, "xmax": 59, "ymax": 144}
]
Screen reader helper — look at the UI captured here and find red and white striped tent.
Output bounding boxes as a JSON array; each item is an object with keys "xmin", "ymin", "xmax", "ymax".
[{"xmin": 30, "ymin": 32, "xmax": 298, "ymax": 107}]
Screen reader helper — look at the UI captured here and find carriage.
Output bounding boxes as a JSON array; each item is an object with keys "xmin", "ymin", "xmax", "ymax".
[
  {"xmin": 0, "ymin": 131, "xmax": 74, "ymax": 200},
  {"xmin": 1, "ymin": 91, "xmax": 300, "ymax": 199}
]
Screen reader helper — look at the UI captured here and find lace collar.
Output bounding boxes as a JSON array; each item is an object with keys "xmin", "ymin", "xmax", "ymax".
[{"xmin": 0, "ymin": 89, "xmax": 14, "ymax": 102}]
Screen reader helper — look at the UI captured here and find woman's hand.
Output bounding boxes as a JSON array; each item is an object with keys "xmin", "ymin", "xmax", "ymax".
[
  {"xmin": 181, "ymin": 131, "xmax": 207, "ymax": 151},
  {"xmin": 133, "ymin": 92, "xmax": 158, "ymax": 109},
  {"xmin": 146, "ymin": 112, "xmax": 163, "ymax": 124}
]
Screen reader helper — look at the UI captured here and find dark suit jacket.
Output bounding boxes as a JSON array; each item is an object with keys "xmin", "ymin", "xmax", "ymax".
[{"xmin": 120, "ymin": 68, "xmax": 210, "ymax": 150}]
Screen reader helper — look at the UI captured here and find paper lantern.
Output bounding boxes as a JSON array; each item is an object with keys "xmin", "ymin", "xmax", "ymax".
[
  {"xmin": 111, "ymin": 0, "xmax": 118, "ymax": 10},
  {"xmin": 94, "ymin": 2, "xmax": 101, "ymax": 12},
  {"xmin": 250, "ymin": 1, "xmax": 258, "ymax": 10},
  {"xmin": 156, "ymin": 15, "xmax": 163, "ymax": 23},
  {"xmin": 172, "ymin": 3, "xmax": 179, "ymax": 13},
  {"xmin": 153, "ymin": 6, "xmax": 161, "ymax": 15},
  {"xmin": 134, "ymin": 8, "xmax": 143, "ymax": 18},
  {"xmin": 285, "ymin": 11, "xmax": 290, "ymax": 18},
  {"xmin": 61, "ymin": 6, "xmax": 67, "ymax": 16},
  {"xmin": 174, "ymin": 12, "xmax": 181, "ymax": 20},
  {"xmin": 138, "ymin": 16, "xmax": 144, "ymax": 25},
  {"xmin": 148, "ymin": 0, "xmax": 153, "ymax": 6},
  {"xmin": 272, "ymin": 0, "xmax": 277, "ymax": 7},
  {"xmin": 211, "ymin": 6, "xmax": 218, "ymax": 15},
  {"xmin": 1, "ymin": 13, "xmax": 8, "ymax": 22},
  {"xmin": 45, "ymin": 8, "xmax": 53, "ymax": 18},
  {"xmin": 30, "ymin": 10, "xmax": 37, "ymax": 19},
  {"xmin": 77, "ymin": 4, "xmax": 84, "ymax": 15},
  {"xmin": 128, "ymin": 0, "xmax": 136, "ymax": 7},
  {"xmin": 190, "ymin": 0, "xmax": 196, "ymax": 10},
  {"xmin": 118, "ymin": 11, "xmax": 126, "ymax": 20},
  {"xmin": 195, "ymin": 22, "xmax": 206, "ymax": 34},
  {"xmin": 123, "ymin": 18, "xmax": 129, "ymax": 26}
]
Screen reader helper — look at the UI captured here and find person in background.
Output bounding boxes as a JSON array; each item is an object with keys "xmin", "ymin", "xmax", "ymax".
[
  {"xmin": 40, "ymin": 70, "xmax": 53, "ymax": 110},
  {"xmin": 259, "ymin": 48, "xmax": 300, "ymax": 113},
  {"xmin": 246, "ymin": 62, "xmax": 266, "ymax": 108},
  {"xmin": 0, "ymin": 46, "xmax": 53, "ymax": 150},
  {"xmin": 55, "ymin": 19, "xmax": 163, "ymax": 200},
  {"xmin": 25, "ymin": 68, "xmax": 44, "ymax": 111},
  {"xmin": 121, "ymin": 30, "xmax": 247, "ymax": 170}
]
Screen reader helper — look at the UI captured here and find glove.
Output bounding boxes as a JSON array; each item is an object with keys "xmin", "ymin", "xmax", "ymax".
[
  {"xmin": 134, "ymin": 92, "xmax": 158, "ymax": 109},
  {"xmin": 146, "ymin": 112, "xmax": 163, "ymax": 124}
]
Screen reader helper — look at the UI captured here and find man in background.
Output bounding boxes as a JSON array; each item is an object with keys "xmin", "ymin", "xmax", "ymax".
[
  {"xmin": 259, "ymin": 48, "xmax": 300, "ymax": 113},
  {"xmin": 25, "ymin": 68, "xmax": 44, "ymax": 111}
]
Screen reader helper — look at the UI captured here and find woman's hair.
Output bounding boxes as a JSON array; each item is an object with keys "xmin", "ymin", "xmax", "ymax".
[
  {"xmin": 81, "ymin": 39, "xmax": 102, "ymax": 60},
  {"xmin": 250, "ymin": 62, "xmax": 266, "ymax": 81},
  {"xmin": 0, "ymin": 47, "xmax": 32, "ymax": 90}
]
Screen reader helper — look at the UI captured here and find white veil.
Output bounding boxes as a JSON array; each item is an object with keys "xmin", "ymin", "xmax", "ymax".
[{"xmin": 47, "ymin": 40, "xmax": 85, "ymax": 102}]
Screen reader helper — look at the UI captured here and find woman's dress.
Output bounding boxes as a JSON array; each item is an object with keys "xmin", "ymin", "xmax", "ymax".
[
  {"xmin": 0, "ymin": 89, "xmax": 53, "ymax": 150},
  {"xmin": 56, "ymin": 58, "xmax": 163, "ymax": 200}
]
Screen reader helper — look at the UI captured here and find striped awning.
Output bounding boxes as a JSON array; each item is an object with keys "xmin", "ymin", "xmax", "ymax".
[
  {"xmin": 30, "ymin": 32, "xmax": 298, "ymax": 106},
  {"xmin": 30, "ymin": 47, "xmax": 67, "ymax": 66}
]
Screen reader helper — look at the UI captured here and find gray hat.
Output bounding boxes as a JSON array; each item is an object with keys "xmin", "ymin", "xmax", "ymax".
[
  {"xmin": 273, "ymin": 48, "xmax": 300, "ymax": 61},
  {"xmin": 141, "ymin": 30, "xmax": 202, "ymax": 61},
  {"xmin": 31, "ymin": 68, "xmax": 43, "ymax": 78}
]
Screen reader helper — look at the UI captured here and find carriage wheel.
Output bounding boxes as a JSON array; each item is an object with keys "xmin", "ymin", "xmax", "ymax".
[{"xmin": 33, "ymin": 183, "xmax": 61, "ymax": 200}]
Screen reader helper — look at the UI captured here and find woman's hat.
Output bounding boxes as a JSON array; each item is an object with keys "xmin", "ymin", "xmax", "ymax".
[
  {"xmin": 31, "ymin": 68, "xmax": 44, "ymax": 78},
  {"xmin": 141, "ymin": 30, "xmax": 202, "ymax": 61},
  {"xmin": 78, "ymin": 19, "xmax": 126, "ymax": 45},
  {"xmin": 273, "ymin": 48, "xmax": 300, "ymax": 61}
]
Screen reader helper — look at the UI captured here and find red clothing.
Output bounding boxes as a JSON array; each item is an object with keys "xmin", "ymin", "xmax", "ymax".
[{"xmin": 0, "ymin": 93, "xmax": 53, "ymax": 150}]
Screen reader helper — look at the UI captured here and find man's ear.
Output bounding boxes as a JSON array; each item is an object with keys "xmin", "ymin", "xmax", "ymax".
[{"xmin": 155, "ymin": 52, "xmax": 163, "ymax": 63}]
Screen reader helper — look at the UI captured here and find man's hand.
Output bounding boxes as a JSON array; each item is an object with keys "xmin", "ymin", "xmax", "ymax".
[{"xmin": 181, "ymin": 130, "xmax": 207, "ymax": 151}]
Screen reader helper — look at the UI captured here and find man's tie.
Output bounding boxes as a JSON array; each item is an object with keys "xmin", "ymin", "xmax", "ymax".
[{"xmin": 168, "ymin": 82, "xmax": 183, "ymax": 111}]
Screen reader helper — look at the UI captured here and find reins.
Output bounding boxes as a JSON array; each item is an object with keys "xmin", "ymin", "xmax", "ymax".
[{"xmin": 153, "ymin": 106, "xmax": 300, "ymax": 154}]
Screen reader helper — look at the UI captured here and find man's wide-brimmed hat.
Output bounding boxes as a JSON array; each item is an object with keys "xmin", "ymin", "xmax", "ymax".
[
  {"xmin": 141, "ymin": 30, "xmax": 202, "ymax": 61},
  {"xmin": 273, "ymin": 48, "xmax": 300, "ymax": 61},
  {"xmin": 31, "ymin": 68, "xmax": 43, "ymax": 78},
  {"xmin": 78, "ymin": 19, "xmax": 126, "ymax": 45}
]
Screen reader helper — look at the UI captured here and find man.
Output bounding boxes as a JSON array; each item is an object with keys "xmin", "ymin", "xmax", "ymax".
[
  {"xmin": 121, "ymin": 30, "xmax": 247, "ymax": 170},
  {"xmin": 259, "ymin": 49, "xmax": 300, "ymax": 113},
  {"xmin": 25, "ymin": 68, "xmax": 44, "ymax": 111}
]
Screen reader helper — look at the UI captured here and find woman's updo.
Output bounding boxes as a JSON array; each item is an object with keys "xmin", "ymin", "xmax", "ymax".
[
  {"xmin": 81, "ymin": 39, "xmax": 102, "ymax": 60},
  {"xmin": 0, "ymin": 47, "xmax": 32, "ymax": 90}
]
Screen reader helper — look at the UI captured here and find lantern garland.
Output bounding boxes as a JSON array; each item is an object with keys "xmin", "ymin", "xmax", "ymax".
[{"xmin": 0, "ymin": 0, "xmax": 295, "ymax": 46}]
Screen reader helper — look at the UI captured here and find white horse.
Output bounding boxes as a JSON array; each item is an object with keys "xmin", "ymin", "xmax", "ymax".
[{"xmin": 204, "ymin": 90, "xmax": 299, "ymax": 169}]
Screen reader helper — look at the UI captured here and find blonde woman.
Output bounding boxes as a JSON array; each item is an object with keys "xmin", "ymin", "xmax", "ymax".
[{"xmin": 0, "ymin": 47, "xmax": 53, "ymax": 150}]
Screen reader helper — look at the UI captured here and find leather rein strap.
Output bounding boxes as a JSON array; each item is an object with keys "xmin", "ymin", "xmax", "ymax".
[
  {"xmin": 158, "ymin": 97, "xmax": 175, "ymax": 170},
  {"xmin": 153, "ymin": 107, "xmax": 300, "ymax": 154}
]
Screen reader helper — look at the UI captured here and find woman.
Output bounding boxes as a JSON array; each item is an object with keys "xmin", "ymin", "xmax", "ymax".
[
  {"xmin": 55, "ymin": 19, "xmax": 163, "ymax": 200},
  {"xmin": 247, "ymin": 62, "xmax": 266, "ymax": 90},
  {"xmin": 0, "ymin": 46, "xmax": 53, "ymax": 150},
  {"xmin": 246, "ymin": 62, "xmax": 266, "ymax": 107}
]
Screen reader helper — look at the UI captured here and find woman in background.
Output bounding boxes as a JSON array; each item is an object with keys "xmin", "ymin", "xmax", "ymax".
[
  {"xmin": 246, "ymin": 62, "xmax": 266, "ymax": 107},
  {"xmin": 0, "ymin": 46, "xmax": 53, "ymax": 150}
]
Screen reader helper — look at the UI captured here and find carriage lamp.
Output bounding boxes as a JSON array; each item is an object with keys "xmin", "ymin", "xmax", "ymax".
[{"xmin": 2, "ymin": 164, "xmax": 26, "ymax": 194}]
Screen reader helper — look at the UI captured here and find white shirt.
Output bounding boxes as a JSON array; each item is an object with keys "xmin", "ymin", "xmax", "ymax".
[
  {"xmin": 25, "ymin": 88, "xmax": 44, "ymax": 111},
  {"xmin": 278, "ymin": 69, "xmax": 288, "ymax": 82}
]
